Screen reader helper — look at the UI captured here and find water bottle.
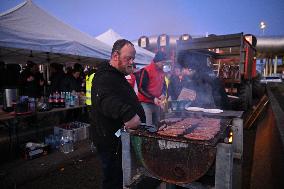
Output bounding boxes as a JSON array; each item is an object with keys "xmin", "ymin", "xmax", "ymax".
[
  {"xmin": 29, "ymin": 97, "xmax": 36, "ymax": 112},
  {"xmin": 60, "ymin": 92, "xmax": 66, "ymax": 108},
  {"xmin": 65, "ymin": 92, "xmax": 70, "ymax": 107},
  {"xmin": 54, "ymin": 134, "xmax": 60, "ymax": 149},
  {"xmin": 66, "ymin": 136, "xmax": 74, "ymax": 152},
  {"xmin": 90, "ymin": 141, "xmax": 96, "ymax": 153},
  {"xmin": 60, "ymin": 136, "xmax": 74, "ymax": 153},
  {"xmin": 69, "ymin": 95, "xmax": 75, "ymax": 107},
  {"xmin": 74, "ymin": 95, "xmax": 79, "ymax": 106},
  {"xmin": 60, "ymin": 136, "xmax": 66, "ymax": 153}
]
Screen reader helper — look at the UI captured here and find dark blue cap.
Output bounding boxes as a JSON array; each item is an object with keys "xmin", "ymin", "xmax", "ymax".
[{"xmin": 153, "ymin": 51, "xmax": 168, "ymax": 63}]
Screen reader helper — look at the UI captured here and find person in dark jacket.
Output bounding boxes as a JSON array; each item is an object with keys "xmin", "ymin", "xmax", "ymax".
[
  {"xmin": 91, "ymin": 39, "xmax": 145, "ymax": 189},
  {"xmin": 19, "ymin": 61, "xmax": 45, "ymax": 98},
  {"xmin": 177, "ymin": 51, "xmax": 231, "ymax": 109},
  {"xmin": 49, "ymin": 63, "xmax": 65, "ymax": 93},
  {"xmin": 168, "ymin": 65, "xmax": 183, "ymax": 101},
  {"xmin": 60, "ymin": 67, "xmax": 81, "ymax": 92}
]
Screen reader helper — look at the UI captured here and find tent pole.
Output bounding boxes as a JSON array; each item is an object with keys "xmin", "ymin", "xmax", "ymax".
[{"xmin": 45, "ymin": 52, "xmax": 50, "ymax": 97}]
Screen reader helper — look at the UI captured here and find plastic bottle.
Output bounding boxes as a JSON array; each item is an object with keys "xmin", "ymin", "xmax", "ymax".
[
  {"xmin": 60, "ymin": 135, "xmax": 74, "ymax": 153},
  {"xmin": 48, "ymin": 94, "xmax": 53, "ymax": 107},
  {"xmin": 69, "ymin": 94, "xmax": 75, "ymax": 107},
  {"xmin": 65, "ymin": 92, "xmax": 70, "ymax": 107},
  {"xmin": 60, "ymin": 92, "xmax": 65, "ymax": 108},
  {"xmin": 53, "ymin": 92, "xmax": 59, "ymax": 108},
  {"xmin": 60, "ymin": 136, "xmax": 67, "ymax": 153},
  {"xmin": 66, "ymin": 136, "xmax": 74, "ymax": 152},
  {"xmin": 74, "ymin": 94, "xmax": 79, "ymax": 106},
  {"xmin": 28, "ymin": 97, "xmax": 36, "ymax": 112}
]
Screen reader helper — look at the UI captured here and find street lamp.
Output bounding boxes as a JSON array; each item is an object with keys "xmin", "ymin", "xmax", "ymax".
[{"xmin": 260, "ymin": 21, "xmax": 266, "ymax": 36}]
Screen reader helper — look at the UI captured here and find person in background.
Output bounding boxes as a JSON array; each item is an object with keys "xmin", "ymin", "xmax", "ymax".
[
  {"xmin": 3, "ymin": 64, "xmax": 21, "ymax": 88},
  {"xmin": 74, "ymin": 63, "xmax": 85, "ymax": 92},
  {"xmin": 49, "ymin": 63, "xmax": 65, "ymax": 94},
  {"xmin": 60, "ymin": 67, "xmax": 81, "ymax": 92},
  {"xmin": 20, "ymin": 61, "xmax": 45, "ymax": 98},
  {"xmin": 177, "ymin": 51, "xmax": 230, "ymax": 109},
  {"xmin": 137, "ymin": 51, "xmax": 168, "ymax": 127},
  {"xmin": 91, "ymin": 39, "xmax": 145, "ymax": 189},
  {"xmin": 85, "ymin": 67, "xmax": 96, "ymax": 107},
  {"xmin": 85, "ymin": 67, "xmax": 96, "ymax": 149},
  {"xmin": 168, "ymin": 65, "xmax": 183, "ymax": 101}
]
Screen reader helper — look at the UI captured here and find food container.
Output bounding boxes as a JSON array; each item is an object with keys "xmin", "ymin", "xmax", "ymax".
[{"xmin": 54, "ymin": 121, "xmax": 90, "ymax": 142}]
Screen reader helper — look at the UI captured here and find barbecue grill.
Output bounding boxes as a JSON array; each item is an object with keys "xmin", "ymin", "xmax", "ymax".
[{"xmin": 122, "ymin": 110, "xmax": 243, "ymax": 189}]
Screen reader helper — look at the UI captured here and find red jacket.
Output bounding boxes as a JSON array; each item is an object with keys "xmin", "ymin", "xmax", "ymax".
[{"xmin": 137, "ymin": 62, "xmax": 165, "ymax": 103}]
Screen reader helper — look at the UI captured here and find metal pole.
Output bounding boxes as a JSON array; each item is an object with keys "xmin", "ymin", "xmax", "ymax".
[
  {"xmin": 274, "ymin": 55, "xmax": 278, "ymax": 74},
  {"xmin": 265, "ymin": 58, "xmax": 268, "ymax": 76},
  {"xmin": 232, "ymin": 118, "xmax": 243, "ymax": 189},
  {"xmin": 122, "ymin": 131, "xmax": 132, "ymax": 188},
  {"xmin": 269, "ymin": 58, "xmax": 273, "ymax": 76},
  {"xmin": 215, "ymin": 143, "xmax": 233, "ymax": 189}
]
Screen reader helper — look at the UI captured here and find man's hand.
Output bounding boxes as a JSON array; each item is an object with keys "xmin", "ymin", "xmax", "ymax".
[
  {"xmin": 27, "ymin": 76, "xmax": 34, "ymax": 82},
  {"xmin": 154, "ymin": 95, "xmax": 166, "ymax": 106},
  {"xmin": 39, "ymin": 80, "xmax": 44, "ymax": 86},
  {"xmin": 124, "ymin": 114, "xmax": 141, "ymax": 130},
  {"xmin": 154, "ymin": 97, "xmax": 161, "ymax": 106},
  {"xmin": 159, "ymin": 94, "xmax": 166, "ymax": 102}
]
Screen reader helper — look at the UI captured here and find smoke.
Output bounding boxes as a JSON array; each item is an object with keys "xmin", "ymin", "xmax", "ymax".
[
  {"xmin": 173, "ymin": 50, "xmax": 230, "ymax": 109},
  {"xmin": 177, "ymin": 50, "xmax": 211, "ymax": 72}
]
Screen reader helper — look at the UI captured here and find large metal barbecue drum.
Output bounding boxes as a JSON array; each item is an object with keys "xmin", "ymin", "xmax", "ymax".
[{"xmin": 128, "ymin": 114, "xmax": 231, "ymax": 184}]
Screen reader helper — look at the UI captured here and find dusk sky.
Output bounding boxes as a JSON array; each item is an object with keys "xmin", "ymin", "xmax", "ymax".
[{"xmin": 1, "ymin": 0, "xmax": 284, "ymax": 40}]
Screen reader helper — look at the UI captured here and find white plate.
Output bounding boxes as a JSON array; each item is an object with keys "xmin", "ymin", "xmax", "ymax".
[
  {"xmin": 185, "ymin": 107, "xmax": 205, "ymax": 112},
  {"xmin": 203, "ymin": 109, "xmax": 223, "ymax": 113},
  {"xmin": 186, "ymin": 107, "xmax": 223, "ymax": 113}
]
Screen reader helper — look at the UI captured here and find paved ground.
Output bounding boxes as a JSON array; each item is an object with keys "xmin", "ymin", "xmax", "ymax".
[
  {"xmin": 0, "ymin": 141, "xmax": 102, "ymax": 189},
  {"xmin": 1, "ymin": 132, "xmax": 257, "ymax": 189}
]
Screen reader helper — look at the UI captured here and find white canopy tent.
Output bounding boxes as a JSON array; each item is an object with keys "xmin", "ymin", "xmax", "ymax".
[
  {"xmin": 0, "ymin": 0, "xmax": 112, "ymax": 65},
  {"xmin": 96, "ymin": 29, "xmax": 154, "ymax": 66}
]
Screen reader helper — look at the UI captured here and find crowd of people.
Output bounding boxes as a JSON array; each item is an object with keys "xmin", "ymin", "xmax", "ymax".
[{"xmin": 0, "ymin": 61, "xmax": 94, "ymax": 100}]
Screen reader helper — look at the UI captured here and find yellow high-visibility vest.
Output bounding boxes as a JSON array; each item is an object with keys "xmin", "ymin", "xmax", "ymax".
[
  {"xmin": 164, "ymin": 76, "xmax": 170, "ymax": 111},
  {"xmin": 85, "ymin": 73, "xmax": 95, "ymax": 105},
  {"xmin": 165, "ymin": 76, "xmax": 170, "ymax": 99}
]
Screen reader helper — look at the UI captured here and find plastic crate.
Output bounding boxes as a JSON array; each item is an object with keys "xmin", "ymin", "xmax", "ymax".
[{"xmin": 54, "ymin": 121, "xmax": 90, "ymax": 142}]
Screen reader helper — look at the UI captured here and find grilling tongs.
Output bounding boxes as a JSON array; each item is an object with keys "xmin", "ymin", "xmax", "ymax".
[{"xmin": 140, "ymin": 123, "xmax": 158, "ymax": 133}]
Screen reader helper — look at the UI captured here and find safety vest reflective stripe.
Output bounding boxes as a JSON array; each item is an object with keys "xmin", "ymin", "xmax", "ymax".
[{"xmin": 85, "ymin": 73, "xmax": 95, "ymax": 105}]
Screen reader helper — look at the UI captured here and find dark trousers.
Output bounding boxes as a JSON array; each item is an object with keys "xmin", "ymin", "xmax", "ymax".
[
  {"xmin": 98, "ymin": 147, "xmax": 123, "ymax": 189},
  {"xmin": 87, "ymin": 105, "xmax": 94, "ymax": 141}
]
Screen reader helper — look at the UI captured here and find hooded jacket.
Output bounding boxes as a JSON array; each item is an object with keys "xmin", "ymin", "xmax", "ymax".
[{"xmin": 91, "ymin": 62, "xmax": 145, "ymax": 150}]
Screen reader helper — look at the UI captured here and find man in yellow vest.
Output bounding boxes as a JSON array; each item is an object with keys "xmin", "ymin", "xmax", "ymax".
[
  {"xmin": 85, "ymin": 70, "xmax": 96, "ymax": 106},
  {"xmin": 85, "ymin": 68, "xmax": 96, "ymax": 151}
]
